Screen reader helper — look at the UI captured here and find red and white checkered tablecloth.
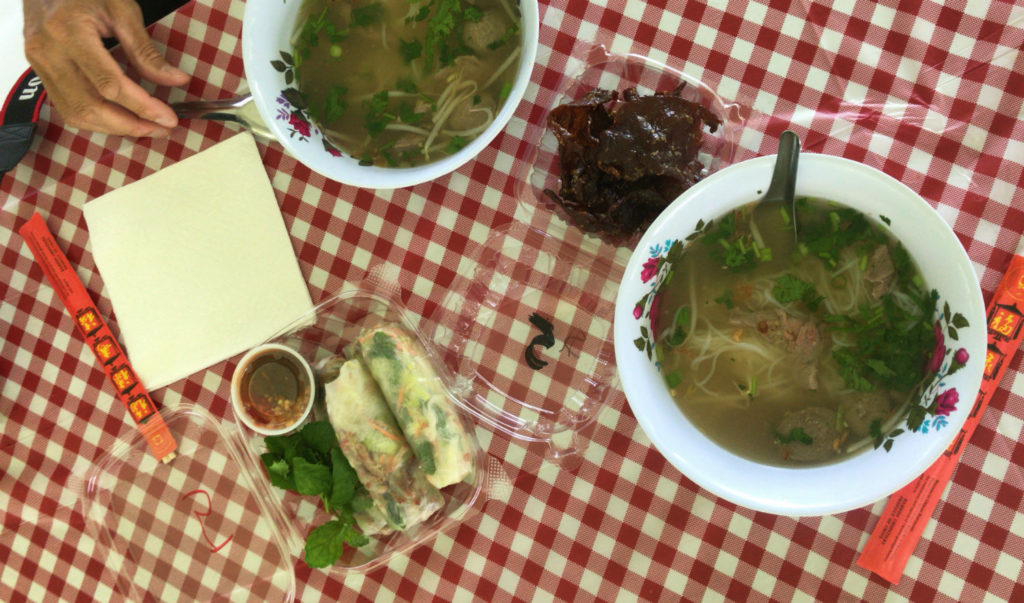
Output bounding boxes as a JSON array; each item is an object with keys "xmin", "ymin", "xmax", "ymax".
[{"xmin": 2, "ymin": 0, "xmax": 1023, "ymax": 600}]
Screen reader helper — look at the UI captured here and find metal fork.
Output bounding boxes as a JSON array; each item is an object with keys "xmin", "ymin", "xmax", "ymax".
[{"xmin": 171, "ymin": 94, "xmax": 274, "ymax": 140}]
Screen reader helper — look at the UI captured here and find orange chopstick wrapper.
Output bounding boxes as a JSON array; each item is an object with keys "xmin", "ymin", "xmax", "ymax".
[
  {"xmin": 19, "ymin": 212, "xmax": 177, "ymax": 463},
  {"xmin": 858, "ymin": 240, "xmax": 1024, "ymax": 582}
]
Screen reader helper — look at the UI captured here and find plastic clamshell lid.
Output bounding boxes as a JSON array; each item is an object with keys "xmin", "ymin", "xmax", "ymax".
[
  {"xmin": 432, "ymin": 222, "xmax": 622, "ymax": 467},
  {"xmin": 78, "ymin": 405, "xmax": 296, "ymax": 602},
  {"xmin": 515, "ymin": 45, "xmax": 745, "ymax": 248}
]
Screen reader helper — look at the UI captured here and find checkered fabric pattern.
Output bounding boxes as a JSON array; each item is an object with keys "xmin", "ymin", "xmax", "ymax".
[{"xmin": 2, "ymin": 0, "xmax": 1023, "ymax": 601}]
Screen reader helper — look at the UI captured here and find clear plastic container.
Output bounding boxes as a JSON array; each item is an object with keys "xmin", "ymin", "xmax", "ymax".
[
  {"xmin": 73, "ymin": 46, "xmax": 748, "ymax": 600},
  {"xmin": 516, "ymin": 45, "xmax": 745, "ymax": 248}
]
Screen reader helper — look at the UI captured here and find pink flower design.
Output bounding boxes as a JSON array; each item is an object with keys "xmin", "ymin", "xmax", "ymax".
[
  {"xmin": 649, "ymin": 294, "xmax": 661, "ymax": 341},
  {"xmin": 935, "ymin": 388, "xmax": 959, "ymax": 416},
  {"xmin": 954, "ymin": 348, "xmax": 969, "ymax": 364},
  {"xmin": 326, "ymin": 146, "xmax": 342, "ymax": 157},
  {"xmin": 633, "ymin": 304, "xmax": 642, "ymax": 319},
  {"xmin": 641, "ymin": 257, "xmax": 659, "ymax": 283},
  {"xmin": 289, "ymin": 112, "xmax": 311, "ymax": 138},
  {"xmin": 929, "ymin": 322, "xmax": 945, "ymax": 373}
]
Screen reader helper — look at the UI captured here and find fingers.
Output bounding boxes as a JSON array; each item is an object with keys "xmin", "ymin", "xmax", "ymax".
[
  {"xmin": 74, "ymin": 32, "xmax": 180, "ymax": 130},
  {"xmin": 39, "ymin": 53, "xmax": 173, "ymax": 138},
  {"xmin": 22, "ymin": 0, "xmax": 189, "ymax": 137},
  {"xmin": 106, "ymin": 0, "xmax": 190, "ymax": 88}
]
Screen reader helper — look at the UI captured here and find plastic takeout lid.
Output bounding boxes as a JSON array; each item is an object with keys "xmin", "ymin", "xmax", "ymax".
[
  {"xmin": 515, "ymin": 45, "xmax": 746, "ymax": 249},
  {"xmin": 75, "ymin": 405, "xmax": 296, "ymax": 602}
]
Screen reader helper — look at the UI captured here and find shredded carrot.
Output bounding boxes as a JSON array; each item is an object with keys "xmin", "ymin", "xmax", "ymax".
[{"xmin": 370, "ymin": 419, "xmax": 403, "ymax": 442}]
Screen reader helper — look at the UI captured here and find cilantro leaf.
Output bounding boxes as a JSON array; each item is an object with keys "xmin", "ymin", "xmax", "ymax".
[
  {"xmin": 351, "ymin": 3, "xmax": 384, "ymax": 27},
  {"xmin": 714, "ymin": 289, "xmax": 734, "ymax": 309},
  {"xmin": 396, "ymin": 77, "xmax": 417, "ymax": 93},
  {"xmin": 413, "ymin": 440, "xmax": 436, "ymax": 475},
  {"xmin": 363, "ymin": 90, "xmax": 391, "ymax": 137},
  {"xmin": 777, "ymin": 427, "xmax": 813, "ymax": 445},
  {"xmin": 772, "ymin": 274, "xmax": 822, "ymax": 311},
  {"xmin": 445, "ymin": 136, "xmax": 467, "ymax": 154},
  {"xmin": 322, "ymin": 85, "xmax": 348, "ymax": 123},
  {"xmin": 400, "ymin": 39, "xmax": 423, "ymax": 63},
  {"xmin": 366, "ymin": 331, "xmax": 398, "ymax": 361},
  {"xmin": 487, "ymin": 22, "xmax": 519, "ymax": 50}
]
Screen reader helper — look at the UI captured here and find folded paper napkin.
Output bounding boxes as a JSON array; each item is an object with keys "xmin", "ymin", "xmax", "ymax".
[{"xmin": 83, "ymin": 132, "xmax": 314, "ymax": 390}]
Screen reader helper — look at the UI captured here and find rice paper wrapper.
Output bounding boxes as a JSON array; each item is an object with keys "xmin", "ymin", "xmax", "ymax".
[
  {"xmin": 323, "ymin": 356, "xmax": 443, "ymax": 532},
  {"xmin": 356, "ymin": 324, "xmax": 476, "ymax": 489}
]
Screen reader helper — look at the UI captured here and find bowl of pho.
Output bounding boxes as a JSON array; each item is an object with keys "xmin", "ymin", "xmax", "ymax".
[
  {"xmin": 242, "ymin": 0, "xmax": 538, "ymax": 188},
  {"xmin": 613, "ymin": 152, "xmax": 986, "ymax": 516}
]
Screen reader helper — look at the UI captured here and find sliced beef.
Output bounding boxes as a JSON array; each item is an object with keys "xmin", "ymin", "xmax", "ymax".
[
  {"xmin": 864, "ymin": 245, "xmax": 896, "ymax": 300},
  {"xmin": 732, "ymin": 310, "xmax": 823, "ymax": 389}
]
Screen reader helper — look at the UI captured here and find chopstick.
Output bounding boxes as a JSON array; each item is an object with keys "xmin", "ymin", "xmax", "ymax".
[
  {"xmin": 857, "ymin": 238, "xmax": 1024, "ymax": 582},
  {"xmin": 19, "ymin": 212, "xmax": 178, "ymax": 463}
]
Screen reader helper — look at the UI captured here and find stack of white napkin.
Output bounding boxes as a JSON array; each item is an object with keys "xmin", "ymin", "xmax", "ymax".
[{"xmin": 83, "ymin": 132, "xmax": 314, "ymax": 390}]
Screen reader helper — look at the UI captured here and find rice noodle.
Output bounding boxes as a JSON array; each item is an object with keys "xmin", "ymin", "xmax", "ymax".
[
  {"xmin": 424, "ymin": 80, "xmax": 478, "ymax": 159},
  {"xmin": 497, "ymin": 0, "xmax": 516, "ymax": 21},
  {"xmin": 442, "ymin": 107, "xmax": 495, "ymax": 137},
  {"xmin": 482, "ymin": 47, "xmax": 521, "ymax": 91}
]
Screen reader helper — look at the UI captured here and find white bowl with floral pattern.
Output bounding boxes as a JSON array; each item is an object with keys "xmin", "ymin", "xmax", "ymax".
[
  {"xmin": 613, "ymin": 152, "xmax": 986, "ymax": 516},
  {"xmin": 241, "ymin": 0, "xmax": 539, "ymax": 189}
]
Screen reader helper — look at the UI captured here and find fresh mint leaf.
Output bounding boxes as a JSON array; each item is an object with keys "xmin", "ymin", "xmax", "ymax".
[
  {"xmin": 264, "ymin": 432, "xmax": 301, "ymax": 463},
  {"xmin": 300, "ymin": 421, "xmax": 339, "ymax": 457},
  {"xmin": 293, "ymin": 457, "xmax": 333, "ymax": 497},
  {"xmin": 328, "ymin": 447, "xmax": 358, "ymax": 509},
  {"xmin": 351, "ymin": 490, "xmax": 374, "ymax": 514},
  {"xmin": 261, "ymin": 453, "xmax": 296, "ymax": 491},
  {"xmin": 340, "ymin": 523, "xmax": 370, "ymax": 548},
  {"xmin": 304, "ymin": 520, "xmax": 349, "ymax": 568}
]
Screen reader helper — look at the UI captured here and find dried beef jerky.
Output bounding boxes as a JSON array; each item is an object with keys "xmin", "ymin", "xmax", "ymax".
[{"xmin": 544, "ymin": 85, "xmax": 721, "ymax": 245}]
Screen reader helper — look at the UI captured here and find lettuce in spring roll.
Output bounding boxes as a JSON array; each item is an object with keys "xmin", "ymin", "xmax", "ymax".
[
  {"xmin": 356, "ymin": 323, "xmax": 476, "ymax": 489},
  {"xmin": 322, "ymin": 356, "xmax": 443, "ymax": 532}
]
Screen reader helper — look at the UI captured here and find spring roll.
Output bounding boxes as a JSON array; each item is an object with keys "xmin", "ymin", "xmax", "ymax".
[
  {"xmin": 323, "ymin": 356, "xmax": 443, "ymax": 532},
  {"xmin": 356, "ymin": 323, "xmax": 475, "ymax": 489}
]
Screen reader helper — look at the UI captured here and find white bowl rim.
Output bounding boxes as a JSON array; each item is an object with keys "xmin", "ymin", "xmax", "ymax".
[
  {"xmin": 613, "ymin": 152, "xmax": 986, "ymax": 516},
  {"xmin": 242, "ymin": 0, "xmax": 540, "ymax": 189}
]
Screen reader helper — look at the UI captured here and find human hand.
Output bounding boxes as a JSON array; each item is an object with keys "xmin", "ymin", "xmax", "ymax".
[{"xmin": 22, "ymin": 0, "xmax": 190, "ymax": 137}]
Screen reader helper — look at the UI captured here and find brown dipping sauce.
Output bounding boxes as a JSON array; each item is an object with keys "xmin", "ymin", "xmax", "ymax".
[{"xmin": 238, "ymin": 349, "xmax": 311, "ymax": 429}]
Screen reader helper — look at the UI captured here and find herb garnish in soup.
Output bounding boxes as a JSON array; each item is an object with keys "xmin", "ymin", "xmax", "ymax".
[
  {"xmin": 654, "ymin": 198, "xmax": 938, "ymax": 466},
  {"xmin": 290, "ymin": 0, "xmax": 522, "ymax": 167}
]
